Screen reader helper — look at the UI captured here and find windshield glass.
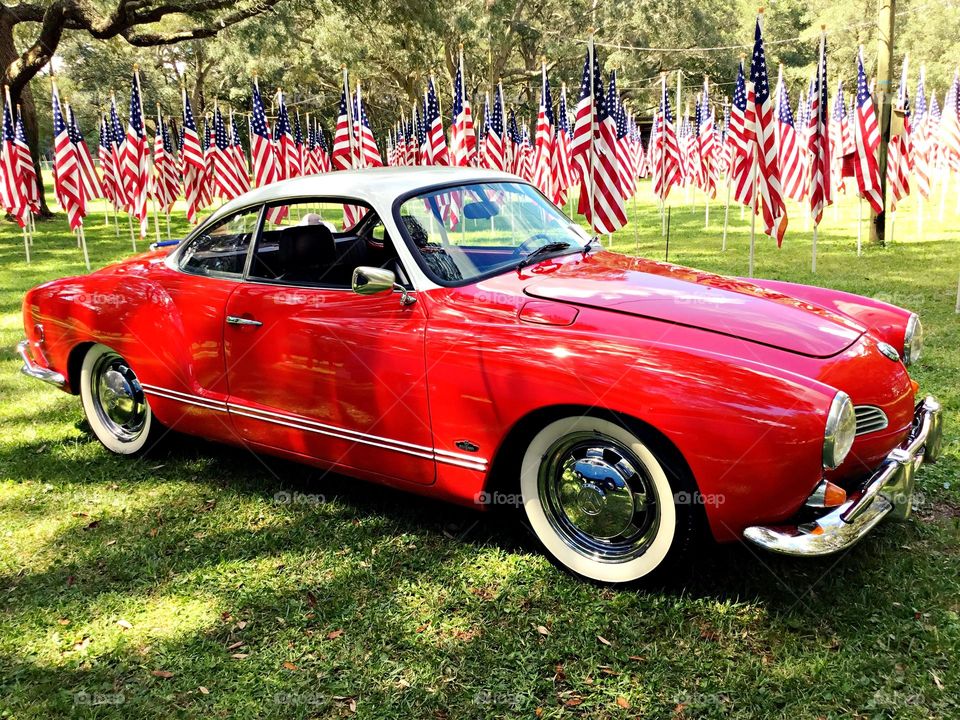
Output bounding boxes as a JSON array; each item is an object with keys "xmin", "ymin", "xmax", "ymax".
[{"xmin": 396, "ymin": 181, "xmax": 590, "ymax": 285}]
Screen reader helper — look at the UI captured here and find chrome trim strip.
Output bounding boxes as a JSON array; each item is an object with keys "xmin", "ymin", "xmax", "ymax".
[
  {"xmin": 137, "ymin": 382, "xmax": 489, "ymax": 471},
  {"xmin": 17, "ymin": 340, "xmax": 66, "ymax": 389}
]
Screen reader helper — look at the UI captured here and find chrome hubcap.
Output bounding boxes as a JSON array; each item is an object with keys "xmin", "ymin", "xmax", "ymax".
[
  {"xmin": 92, "ymin": 353, "xmax": 146, "ymax": 442},
  {"xmin": 539, "ymin": 432, "xmax": 660, "ymax": 563}
]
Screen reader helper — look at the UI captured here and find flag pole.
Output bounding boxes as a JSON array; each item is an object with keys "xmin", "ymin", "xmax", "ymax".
[
  {"xmin": 22, "ymin": 224, "xmax": 30, "ymax": 264},
  {"xmin": 587, "ymin": 33, "xmax": 597, "ymax": 240},
  {"xmin": 857, "ymin": 197, "xmax": 863, "ymax": 256},
  {"xmin": 78, "ymin": 224, "xmax": 90, "ymax": 271}
]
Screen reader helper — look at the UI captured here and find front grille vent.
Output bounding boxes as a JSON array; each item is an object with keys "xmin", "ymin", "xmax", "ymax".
[{"xmin": 854, "ymin": 405, "xmax": 889, "ymax": 436}]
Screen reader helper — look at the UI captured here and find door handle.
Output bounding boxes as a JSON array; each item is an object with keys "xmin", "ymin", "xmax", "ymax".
[{"xmin": 226, "ymin": 315, "xmax": 263, "ymax": 327}]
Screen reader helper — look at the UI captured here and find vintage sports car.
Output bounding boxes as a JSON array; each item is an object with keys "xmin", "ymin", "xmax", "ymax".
[{"xmin": 19, "ymin": 167, "xmax": 943, "ymax": 583}]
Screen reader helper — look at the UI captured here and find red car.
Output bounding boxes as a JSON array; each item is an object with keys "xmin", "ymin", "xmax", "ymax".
[{"xmin": 18, "ymin": 168, "xmax": 943, "ymax": 583}]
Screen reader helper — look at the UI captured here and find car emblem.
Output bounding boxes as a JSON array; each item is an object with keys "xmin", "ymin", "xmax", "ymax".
[{"xmin": 877, "ymin": 342, "xmax": 900, "ymax": 362}]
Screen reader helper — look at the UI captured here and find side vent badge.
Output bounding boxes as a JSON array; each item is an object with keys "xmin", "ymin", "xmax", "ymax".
[{"xmin": 455, "ymin": 440, "xmax": 480, "ymax": 453}]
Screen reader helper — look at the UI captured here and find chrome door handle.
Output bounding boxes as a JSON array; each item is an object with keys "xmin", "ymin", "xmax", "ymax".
[{"xmin": 226, "ymin": 315, "xmax": 263, "ymax": 327}]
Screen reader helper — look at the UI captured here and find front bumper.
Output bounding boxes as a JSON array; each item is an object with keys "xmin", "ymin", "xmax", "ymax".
[
  {"xmin": 743, "ymin": 396, "xmax": 943, "ymax": 556},
  {"xmin": 17, "ymin": 339, "xmax": 66, "ymax": 389}
]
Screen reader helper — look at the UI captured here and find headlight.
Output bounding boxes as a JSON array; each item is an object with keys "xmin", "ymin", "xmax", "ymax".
[
  {"xmin": 823, "ymin": 391, "xmax": 856, "ymax": 469},
  {"xmin": 903, "ymin": 313, "xmax": 923, "ymax": 366}
]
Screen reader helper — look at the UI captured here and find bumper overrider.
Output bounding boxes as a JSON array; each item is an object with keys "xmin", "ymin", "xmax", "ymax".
[
  {"xmin": 744, "ymin": 396, "xmax": 944, "ymax": 556},
  {"xmin": 17, "ymin": 340, "xmax": 66, "ymax": 388}
]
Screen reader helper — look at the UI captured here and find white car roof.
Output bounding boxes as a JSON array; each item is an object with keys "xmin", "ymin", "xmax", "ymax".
[{"xmin": 204, "ymin": 166, "xmax": 522, "ymax": 226}]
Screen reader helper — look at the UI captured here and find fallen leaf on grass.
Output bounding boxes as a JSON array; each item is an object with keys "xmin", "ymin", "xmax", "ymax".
[
  {"xmin": 58, "ymin": 618, "xmax": 70, "ymax": 626},
  {"xmin": 616, "ymin": 696, "xmax": 631, "ymax": 709},
  {"xmin": 597, "ymin": 635, "xmax": 612, "ymax": 646},
  {"xmin": 326, "ymin": 629, "xmax": 344, "ymax": 640},
  {"xmin": 199, "ymin": 499, "xmax": 216, "ymax": 512},
  {"xmin": 116, "ymin": 619, "xmax": 132, "ymax": 630},
  {"xmin": 198, "ymin": 686, "xmax": 209, "ymax": 695},
  {"xmin": 226, "ymin": 640, "xmax": 244, "ymax": 651},
  {"xmin": 151, "ymin": 670, "xmax": 173, "ymax": 679},
  {"xmin": 230, "ymin": 653, "xmax": 249, "ymax": 660},
  {"xmin": 564, "ymin": 696, "xmax": 584, "ymax": 707},
  {"xmin": 105, "ymin": 539, "xmax": 117, "ymax": 546},
  {"xmin": 73, "ymin": 637, "xmax": 90, "ymax": 651},
  {"xmin": 282, "ymin": 661, "xmax": 298, "ymax": 671},
  {"xmin": 148, "ymin": 528, "xmax": 158, "ymax": 538},
  {"xmin": 931, "ymin": 670, "xmax": 944, "ymax": 690},
  {"xmin": 35, "ymin": 444, "xmax": 48, "ymax": 454},
  {"xmin": 536, "ymin": 625, "xmax": 550, "ymax": 636}
]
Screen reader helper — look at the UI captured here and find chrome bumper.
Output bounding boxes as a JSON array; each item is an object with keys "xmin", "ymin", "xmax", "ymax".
[
  {"xmin": 16, "ymin": 340, "xmax": 66, "ymax": 389},
  {"xmin": 744, "ymin": 396, "xmax": 943, "ymax": 557}
]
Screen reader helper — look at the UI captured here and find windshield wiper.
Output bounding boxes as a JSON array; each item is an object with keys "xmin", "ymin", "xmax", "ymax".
[
  {"xmin": 581, "ymin": 235, "xmax": 600, "ymax": 257},
  {"xmin": 516, "ymin": 241, "xmax": 573, "ymax": 270}
]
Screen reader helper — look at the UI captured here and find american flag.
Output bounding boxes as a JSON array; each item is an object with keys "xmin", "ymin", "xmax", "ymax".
[
  {"xmin": 450, "ymin": 49, "xmax": 476, "ymax": 167},
  {"xmin": 108, "ymin": 95, "xmax": 127, "ymax": 212},
  {"xmin": 211, "ymin": 106, "xmax": 245, "ymax": 200},
  {"xmin": 517, "ymin": 123, "xmax": 534, "ymax": 181},
  {"xmin": 230, "ymin": 111, "xmax": 250, "ymax": 191},
  {"xmin": 273, "ymin": 90, "xmax": 297, "ymax": 180},
  {"xmin": 697, "ymin": 78, "xmax": 717, "ymax": 198},
  {"xmin": 607, "ymin": 71, "xmax": 633, "ymax": 200},
  {"xmin": 51, "ymin": 82, "xmax": 85, "ymax": 230},
  {"xmin": 774, "ymin": 67, "xmax": 806, "ymax": 201},
  {"xmin": 1, "ymin": 98, "xmax": 28, "ymax": 226},
  {"xmin": 250, "ymin": 80, "xmax": 279, "ymax": 186},
  {"xmin": 316, "ymin": 122, "xmax": 331, "ymax": 172},
  {"xmin": 533, "ymin": 63, "xmax": 555, "ymax": 199},
  {"xmin": 423, "ymin": 77, "xmax": 449, "ymax": 165},
  {"xmin": 808, "ymin": 30, "xmax": 832, "ymax": 225},
  {"xmin": 200, "ymin": 116, "xmax": 214, "ymax": 209},
  {"xmin": 571, "ymin": 40, "xmax": 627, "ymax": 233},
  {"xmin": 852, "ymin": 47, "xmax": 883, "ymax": 214},
  {"xmin": 729, "ymin": 60, "xmax": 755, "ymax": 207},
  {"xmin": 888, "ymin": 56, "xmax": 911, "ymax": 211},
  {"xmin": 99, "ymin": 114, "xmax": 119, "ymax": 206},
  {"xmin": 940, "ymin": 70, "xmax": 960, "ymax": 172},
  {"xmin": 650, "ymin": 74, "xmax": 681, "ymax": 201},
  {"xmin": 13, "ymin": 108, "xmax": 38, "ymax": 215},
  {"xmin": 506, "ymin": 108, "xmax": 521, "ymax": 173},
  {"xmin": 151, "ymin": 111, "xmax": 178, "ymax": 210},
  {"xmin": 122, "ymin": 70, "xmax": 149, "ymax": 237},
  {"xmin": 181, "ymin": 88, "xmax": 206, "ymax": 223},
  {"xmin": 551, "ymin": 82, "xmax": 573, "ymax": 206},
  {"xmin": 481, "ymin": 83, "xmax": 506, "ymax": 171},
  {"xmin": 303, "ymin": 116, "xmax": 320, "ymax": 174},
  {"xmin": 292, "ymin": 112, "xmax": 305, "ymax": 177},
  {"xmin": 747, "ymin": 17, "xmax": 787, "ymax": 245},
  {"xmin": 67, "ymin": 104, "xmax": 104, "ymax": 203},
  {"xmin": 831, "ymin": 80, "xmax": 855, "ymax": 192},
  {"xmin": 331, "ymin": 82, "xmax": 355, "ymax": 171}
]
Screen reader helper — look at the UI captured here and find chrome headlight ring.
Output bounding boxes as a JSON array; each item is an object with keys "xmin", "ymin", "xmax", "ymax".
[
  {"xmin": 823, "ymin": 391, "xmax": 857, "ymax": 469},
  {"xmin": 903, "ymin": 313, "xmax": 923, "ymax": 366}
]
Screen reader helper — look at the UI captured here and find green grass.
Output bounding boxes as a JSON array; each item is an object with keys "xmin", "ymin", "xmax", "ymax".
[{"xmin": 1, "ymin": 178, "xmax": 959, "ymax": 719}]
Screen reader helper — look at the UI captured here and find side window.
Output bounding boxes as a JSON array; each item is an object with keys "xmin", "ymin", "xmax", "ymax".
[
  {"xmin": 180, "ymin": 206, "xmax": 262, "ymax": 277},
  {"xmin": 248, "ymin": 200, "xmax": 383, "ymax": 288}
]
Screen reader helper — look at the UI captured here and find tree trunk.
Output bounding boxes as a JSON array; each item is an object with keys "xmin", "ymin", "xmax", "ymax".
[{"xmin": 0, "ymin": 16, "xmax": 52, "ymax": 217}]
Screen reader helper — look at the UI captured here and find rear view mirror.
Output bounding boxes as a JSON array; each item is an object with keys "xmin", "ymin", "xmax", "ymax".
[
  {"xmin": 462, "ymin": 201, "xmax": 498, "ymax": 221},
  {"xmin": 352, "ymin": 266, "xmax": 416, "ymax": 306}
]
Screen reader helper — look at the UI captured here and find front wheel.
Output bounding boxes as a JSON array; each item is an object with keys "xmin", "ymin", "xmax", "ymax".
[
  {"xmin": 520, "ymin": 416, "xmax": 693, "ymax": 583},
  {"xmin": 79, "ymin": 344, "xmax": 162, "ymax": 456}
]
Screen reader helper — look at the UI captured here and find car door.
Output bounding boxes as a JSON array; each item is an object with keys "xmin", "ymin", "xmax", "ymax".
[{"xmin": 222, "ymin": 199, "xmax": 436, "ymax": 486}]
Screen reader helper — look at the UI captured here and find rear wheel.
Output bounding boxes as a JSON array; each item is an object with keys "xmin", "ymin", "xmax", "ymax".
[
  {"xmin": 520, "ymin": 416, "xmax": 693, "ymax": 583},
  {"xmin": 79, "ymin": 344, "xmax": 161, "ymax": 456}
]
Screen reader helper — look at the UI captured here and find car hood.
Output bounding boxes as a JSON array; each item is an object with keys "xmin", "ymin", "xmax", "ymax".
[{"xmin": 522, "ymin": 253, "xmax": 866, "ymax": 357}]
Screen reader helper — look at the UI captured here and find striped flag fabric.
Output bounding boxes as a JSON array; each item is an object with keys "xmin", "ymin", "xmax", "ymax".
[
  {"xmin": 14, "ymin": 109, "xmax": 38, "ymax": 216},
  {"xmin": 551, "ymin": 83, "xmax": 573, "ymax": 206},
  {"xmin": 774, "ymin": 66, "xmax": 806, "ymax": 201},
  {"xmin": 1, "ymin": 98, "xmax": 29, "ymax": 226},
  {"xmin": 230, "ymin": 111, "xmax": 250, "ymax": 191},
  {"xmin": 211, "ymin": 106, "xmax": 245, "ymax": 200},
  {"xmin": 331, "ymin": 81, "xmax": 355, "ymax": 171},
  {"xmin": 729, "ymin": 60, "xmax": 755, "ymax": 207},
  {"xmin": 912, "ymin": 68, "xmax": 932, "ymax": 199},
  {"xmin": 888, "ymin": 56, "xmax": 911, "ymax": 211},
  {"xmin": 506, "ymin": 108, "xmax": 520, "ymax": 174},
  {"xmin": 450, "ymin": 49, "xmax": 476, "ymax": 167},
  {"xmin": 273, "ymin": 91, "xmax": 297, "ymax": 180},
  {"xmin": 697, "ymin": 78, "xmax": 717, "ymax": 198},
  {"xmin": 481, "ymin": 83, "xmax": 506, "ymax": 171},
  {"xmin": 122, "ymin": 70, "xmax": 149, "ymax": 237},
  {"xmin": 51, "ymin": 82, "xmax": 85, "ymax": 230},
  {"xmin": 607, "ymin": 71, "xmax": 633, "ymax": 200},
  {"xmin": 570, "ymin": 39, "xmax": 627, "ymax": 234},
  {"xmin": 292, "ymin": 113, "xmax": 304, "ymax": 177},
  {"xmin": 98, "ymin": 114, "xmax": 119, "ymax": 207},
  {"xmin": 151, "ymin": 111, "xmax": 178, "ymax": 210},
  {"xmin": 304, "ymin": 116, "xmax": 320, "ymax": 174},
  {"xmin": 651, "ymin": 74, "xmax": 681, "ymax": 201},
  {"xmin": 181, "ymin": 88, "xmax": 206, "ymax": 223},
  {"xmin": 852, "ymin": 46, "xmax": 883, "ymax": 214},
  {"xmin": 940, "ymin": 70, "xmax": 960, "ymax": 172},
  {"xmin": 316, "ymin": 123, "xmax": 331, "ymax": 172},
  {"xmin": 67, "ymin": 104, "xmax": 104, "ymax": 203},
  {"xmin": 423, "ymin": 77, "xmax": 449, "ymax": 165},
  {"xmin": 108, "ymin": 95, "xmax": 127, "ymax": 212},
  {"xmin": 808, "ymin": 30, "xmax": 832, "ymax": 225},
  {"xmin": 354, "ymin": 85, "xmax": 382, "ymax": 168},
  {"xmin": 533, "ymin": 63, "xmax": 555, "ymax": 199},
  {"xmin": 746, "ymin": 17, "xmax": 787, "ymax": 244},
  {"xmin": 250, "ymin": 80, "xmax": 279, "ymax": 187}
]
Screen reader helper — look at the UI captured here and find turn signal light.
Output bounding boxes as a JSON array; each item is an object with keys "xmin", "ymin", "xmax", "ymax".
[{"xmin": 805, "ymin": 479, "xmax": 848, "ymax": 509}]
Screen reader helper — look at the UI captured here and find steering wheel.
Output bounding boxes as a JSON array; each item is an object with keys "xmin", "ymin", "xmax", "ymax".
[{"xmin": 513, "ymin": 233, "xmax": 555, "ymax": 257}]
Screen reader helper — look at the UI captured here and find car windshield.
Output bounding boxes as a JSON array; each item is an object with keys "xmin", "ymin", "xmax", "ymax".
[{"xmin": 396, "ymin": 181, "xmax": 591, "ymax": 285}]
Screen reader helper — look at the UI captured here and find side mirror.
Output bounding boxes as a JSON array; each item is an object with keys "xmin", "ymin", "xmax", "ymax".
[{"xmin": 352, "ymin": 266, "xmax": 416, "ymax": 306}]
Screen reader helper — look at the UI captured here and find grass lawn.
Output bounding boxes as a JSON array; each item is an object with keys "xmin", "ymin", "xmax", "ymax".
[{"xmin": 1, "ymin": 177, "xmax": 959, "ymax": 719}]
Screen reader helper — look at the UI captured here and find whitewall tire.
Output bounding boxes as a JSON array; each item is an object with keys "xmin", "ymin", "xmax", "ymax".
[
  {"xmin": 520, "ymin": 416, "xmax": 688, "ymax": 583},
  {"xmin": 79, "ymin": 344, "xmax": 159, "ymax": 456}
]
